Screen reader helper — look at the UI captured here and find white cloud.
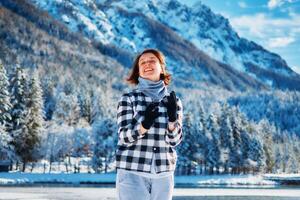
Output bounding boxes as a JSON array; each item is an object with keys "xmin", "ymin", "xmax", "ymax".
[
  {"xmin": 267, "ymin": 0, "xmax": 298, "ymax": 9},
  {"xmin": 268, "ymin": 0, "xmax": 283, "ymax": 9},
  {"xmin": 230, "ymin": 13, "xmax": 300, "ymax": 39},
  {"xmin": 230, "ymin": 13, "xmax": 269, "ymax": 38},
  {"xmin": 268, "ymin": 37, "xmax": 295, "ymax": 47},
  {"xmin": 238, "ymin": 1, "xmax": 247, "ymax": 8}
]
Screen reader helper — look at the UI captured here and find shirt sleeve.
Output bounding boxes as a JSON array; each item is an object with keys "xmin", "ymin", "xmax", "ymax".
[
  {"xmin": 117, "ymin": 94, "xmax": 145, "ymax": 146},
  {"xmin": 165, "ymin": 98, "xmax": 183, "ymax": 147}
]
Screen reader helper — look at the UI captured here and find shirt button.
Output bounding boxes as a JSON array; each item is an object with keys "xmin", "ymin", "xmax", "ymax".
[{"xmin": 153, "ymin": 147, "xmax": 157, "ymax": 151}]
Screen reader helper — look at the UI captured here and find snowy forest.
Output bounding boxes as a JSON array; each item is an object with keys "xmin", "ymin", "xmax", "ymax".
[{"xmin": 0, "ymin": 61, "xmax": 300, "ymax": 175}]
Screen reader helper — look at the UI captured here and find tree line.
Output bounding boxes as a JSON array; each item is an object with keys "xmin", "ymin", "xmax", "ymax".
[{"xmin": 1, "ymin": 61, "xmax": 299, "ymax": 174}]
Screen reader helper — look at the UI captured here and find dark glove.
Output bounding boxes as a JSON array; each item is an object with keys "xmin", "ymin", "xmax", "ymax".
[
  {"xmin": 142, "ymin": 102, "xmax": 160, "ymax": 129},
  {"xmin": 166, "ymin": 91, "xmax": 177, "ymax": 122}
]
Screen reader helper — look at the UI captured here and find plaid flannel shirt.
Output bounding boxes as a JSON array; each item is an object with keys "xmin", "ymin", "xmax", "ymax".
[{"xmin": 115, "ymin": 89, "xmax": 183, "ymax": 173}]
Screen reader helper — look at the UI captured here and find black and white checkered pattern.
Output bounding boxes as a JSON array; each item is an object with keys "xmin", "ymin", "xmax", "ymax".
[{"xmin": 115, "ymin": 89, "xmax": 183, "ymax": 173}]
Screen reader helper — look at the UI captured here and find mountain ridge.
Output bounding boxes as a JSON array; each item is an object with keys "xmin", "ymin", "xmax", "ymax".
[
  {"xmin": 1, "ymin": 0, "xmax": 300, "ymax": 91},
  {"xmin": 27, "ymin": 0, "xmax": 300, "ymax": 91}
]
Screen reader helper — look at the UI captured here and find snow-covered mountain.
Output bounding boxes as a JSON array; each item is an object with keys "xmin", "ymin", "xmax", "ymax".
[
  {"xmin": 0, "ymin": 0, "xmax": 126, "ymax": 94},
  {"xmin": 26, "ymin": 0, "xmax": 300, "ymax": 91},
  {"xmin": 27, "ymin": 0, "xmax": 300, "ymax": 89}
]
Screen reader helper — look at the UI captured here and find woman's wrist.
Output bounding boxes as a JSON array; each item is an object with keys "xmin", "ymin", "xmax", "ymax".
[
  {"xmin": 168, "ymin": 121, "xmax": 176, "ymax": 131},
  {"xmin": 139, "ymin": 124, "xmax": 148, "ymax": 135}
]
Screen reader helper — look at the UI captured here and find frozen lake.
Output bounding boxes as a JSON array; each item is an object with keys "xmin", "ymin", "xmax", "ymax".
[{"xmin": 0, "ymin": 187, "xmax": 299, "ymax": 200}]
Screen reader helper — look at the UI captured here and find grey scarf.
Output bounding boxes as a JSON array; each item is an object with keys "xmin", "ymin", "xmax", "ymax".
[{"xmin": 137, "ymin": 77, "xmax": 168, "ymax": 102}]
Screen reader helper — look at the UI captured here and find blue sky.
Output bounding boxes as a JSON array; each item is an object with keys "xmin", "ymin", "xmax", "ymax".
[{"xmin": 182, "ymin": 0, "xmax": 300, "ymax": 74}]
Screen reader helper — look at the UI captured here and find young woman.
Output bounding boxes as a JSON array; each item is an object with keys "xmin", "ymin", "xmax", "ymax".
[{"xmin": 115, "ymin": 49, "xmax": 183, "ymax": 200}]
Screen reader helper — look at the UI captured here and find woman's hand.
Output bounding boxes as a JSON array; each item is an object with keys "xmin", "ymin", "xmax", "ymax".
[
  {"xmin": 141, "ymin": 102, "xmax": 160, "ymax": 130},
  {"xmin": 166, "ymin": 91, "xmax": 177, "ymax": 122}
]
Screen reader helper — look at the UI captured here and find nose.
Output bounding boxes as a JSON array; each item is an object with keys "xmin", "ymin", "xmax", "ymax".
[{"xmin": 145, "ymin": 60, "xmax": 151, "ymax": 66}]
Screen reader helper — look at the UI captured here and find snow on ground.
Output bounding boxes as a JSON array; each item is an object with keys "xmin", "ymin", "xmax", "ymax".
[
  {"xmin": 0, "ymin": 172, "xmax": 115, "ymax": 185},
  {"xmin": 0, "ymin": 173, "xmax": 300, "ymax": 199},
  {"xmin": 0, "ymin": 172, "xmax": 276, "ymax": 186},
  {"xmin": 264, "ymin": 174, "xmax": 300, "ymax": 180},
  {"xmin": 175, "ymin": 174, "xmax": 275, "ymax": 186},
  {"xmin": 0, "ymin": 187, "xmax": 300, "ymax": 199}
]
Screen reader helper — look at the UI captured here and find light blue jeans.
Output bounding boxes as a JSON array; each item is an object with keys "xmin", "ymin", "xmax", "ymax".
[{"xmin": 116, "ymin": 169, "xmax": 174, "ymax": 200}]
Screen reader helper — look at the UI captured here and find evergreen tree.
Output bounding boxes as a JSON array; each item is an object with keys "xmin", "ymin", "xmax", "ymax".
[
  {"xmin": 228, "ymin": 107, "xmax": 243, "ymax": 174},
  {"xmin": 248, "ymin": 136, "xmax": 265, "ymax": 173},
  {"xmin": 196, "ymin": 104, "xmax": 209, "ymax": 174},
  {"xmin": 52, "ymin": 91, "xmax": 80, "ymax": 126},
  {"xmin": 287, "ymin": 135, "xmax": 299, "ymax": 173},
  {"xmin": 282, "ymin": 134, "xmax": 292, "ymax": 173},
  {"xmin": 41, "ymin": 77, "xmax": 56, "ymax": 120},
  {"xmin": 206, "ymin": 113, "xmax": 221, "ymax": 174},
  {"xmin": 0, "ymin": 61, "xmax": 14, "ymax": 162},
  {"xmin": 0, "ymin": 123, "xmax": 13, "ymax": 161},
  {"xmin": 24, "ymin": 71, "xmax": 44, "ymax": 165},
  {"xmin": 177, "ymin": 113, "xmax": 199, "ymax": 175},
  {"xmin": 274, "ymin": 146, "xmax": 283, "ymax": 173},
  {"xmin": 9, "ymin": 66, "xmax": 29, "ymax": 170},
  {"xmin": 259, "ymin": 119, "xmax": 276, "ymax": 173},
  {"xmin": 238, "ymin": 113, "xmax": 264, "ymax": 173},
  {"xmin": 92, "ymin": 118, "xmax": 117, "ymax": 173},
  {"xmin": 77, "ymin": 89, "xmax": 92, "ymax": 124},
  {"xmin": 90, "ymin": 90, "xmax": 104, "ymax": 124},
  {"xmin": 0, "ymin": 61, "xmax": 12, "ymax": 128},
  {"xmin": 219, "ymin": 103, "xmax": 233, "ymax": 173},
  {"xmin": 197, "ymin": 102, "xmax": 206, "ymax": 130},
  {"xmin": 291, "ymin": 133, "xmax": 300, "ymax": 173}
]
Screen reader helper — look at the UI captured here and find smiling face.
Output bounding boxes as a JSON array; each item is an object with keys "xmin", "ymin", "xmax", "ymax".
[
  {"xmin": 138, "ymin": 52, "xmax": 162, "ymax": 82},
  {"xmin": 127, "ymin": 49, "xmax": 171, "ymax": 85}
]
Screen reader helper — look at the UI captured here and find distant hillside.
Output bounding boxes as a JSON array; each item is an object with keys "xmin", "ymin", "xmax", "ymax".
[
  {"xmin": 26, "ymin": 0, "xmax": 300, "ymax": 91},
  {"xmin": 0, "ymin": 0, "xmax": 126, "ymax": 97}
]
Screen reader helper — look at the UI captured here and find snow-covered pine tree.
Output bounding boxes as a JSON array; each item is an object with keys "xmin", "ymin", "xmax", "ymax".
[
  {"xmin": 258, "ymin": 119, "xmax": 276, "ymax": 173},
  {"xmin": 195, "ymin": 103, "xmax": 209, "ymax": 174},
  {"xmin": 92, "ymin": 118, "xmax": 117, "ymax": 173},
  {"xmin": 0, "ymin": 61, "xmax": 14, "ymax": 162},
  {"xmin": 290, "ymin": 133, "xmax": 300, "ymax": 173},
  {"xmin": 219, "ymin": 103, "xmax": 233, "ymax": 173},
  {"xmin": 90, "ymin": 90, "xmax": 105, "ymax": 124},
  {"xmin": 0, "ymin": 61, "xmax": 12, "ymax": 128},
  {"xmin": 206, "ymin": 113, "xmax": 221, "ymax": 174},
  {"xmin": 24, "ymin": 71, "xmax": 44, "ymax": 166},
  {"xmin": 177, "ymin": 113, "xmax": 200, "ymax": 175},
  {"xmin": 41, "ymin": 77, "xmax": 56, "ymax": 120},
  {"xmin": 248, "ymin": 135, "xmax": 265, "ymax": 173},
  {"xmin": 52, "ymin": 91, "xmax": 80, "ymax": 126},
  {"xmin": 274, "ymin": 146, "xmax": 283, "ymax": 173},
  {"xmin": 8, "ymin": 66, "xmax": 29, "ymax": 171},
  {"xmin": 281, "ymin": 133, "xmax": 292, "ymax": 173},
  {"xmin": 77, "ymin": 89, "xmax": 92, "ymax": 124},
  {"xmin": 228, "ymin": 107, "xmax": 243, "ymax": 174},
  {"xmin": 0, "ymin": 123, "xmax": 13, "ymax": 161}
]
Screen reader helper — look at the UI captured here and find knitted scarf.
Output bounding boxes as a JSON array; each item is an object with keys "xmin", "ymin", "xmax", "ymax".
[{"xmin": 137, "ymin": 77, "xmax": 168, "ymax": 102}]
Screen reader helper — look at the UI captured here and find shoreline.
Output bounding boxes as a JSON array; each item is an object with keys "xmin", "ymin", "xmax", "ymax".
[{"xmin": 1, "ymin": 172, "xmax": 299, "ymax": 187}]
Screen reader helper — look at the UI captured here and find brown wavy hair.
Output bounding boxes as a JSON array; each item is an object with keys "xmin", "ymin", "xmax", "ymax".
[{"xmin": 127, "ymin": 49, "xmax": 171, "ymax": 85}]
